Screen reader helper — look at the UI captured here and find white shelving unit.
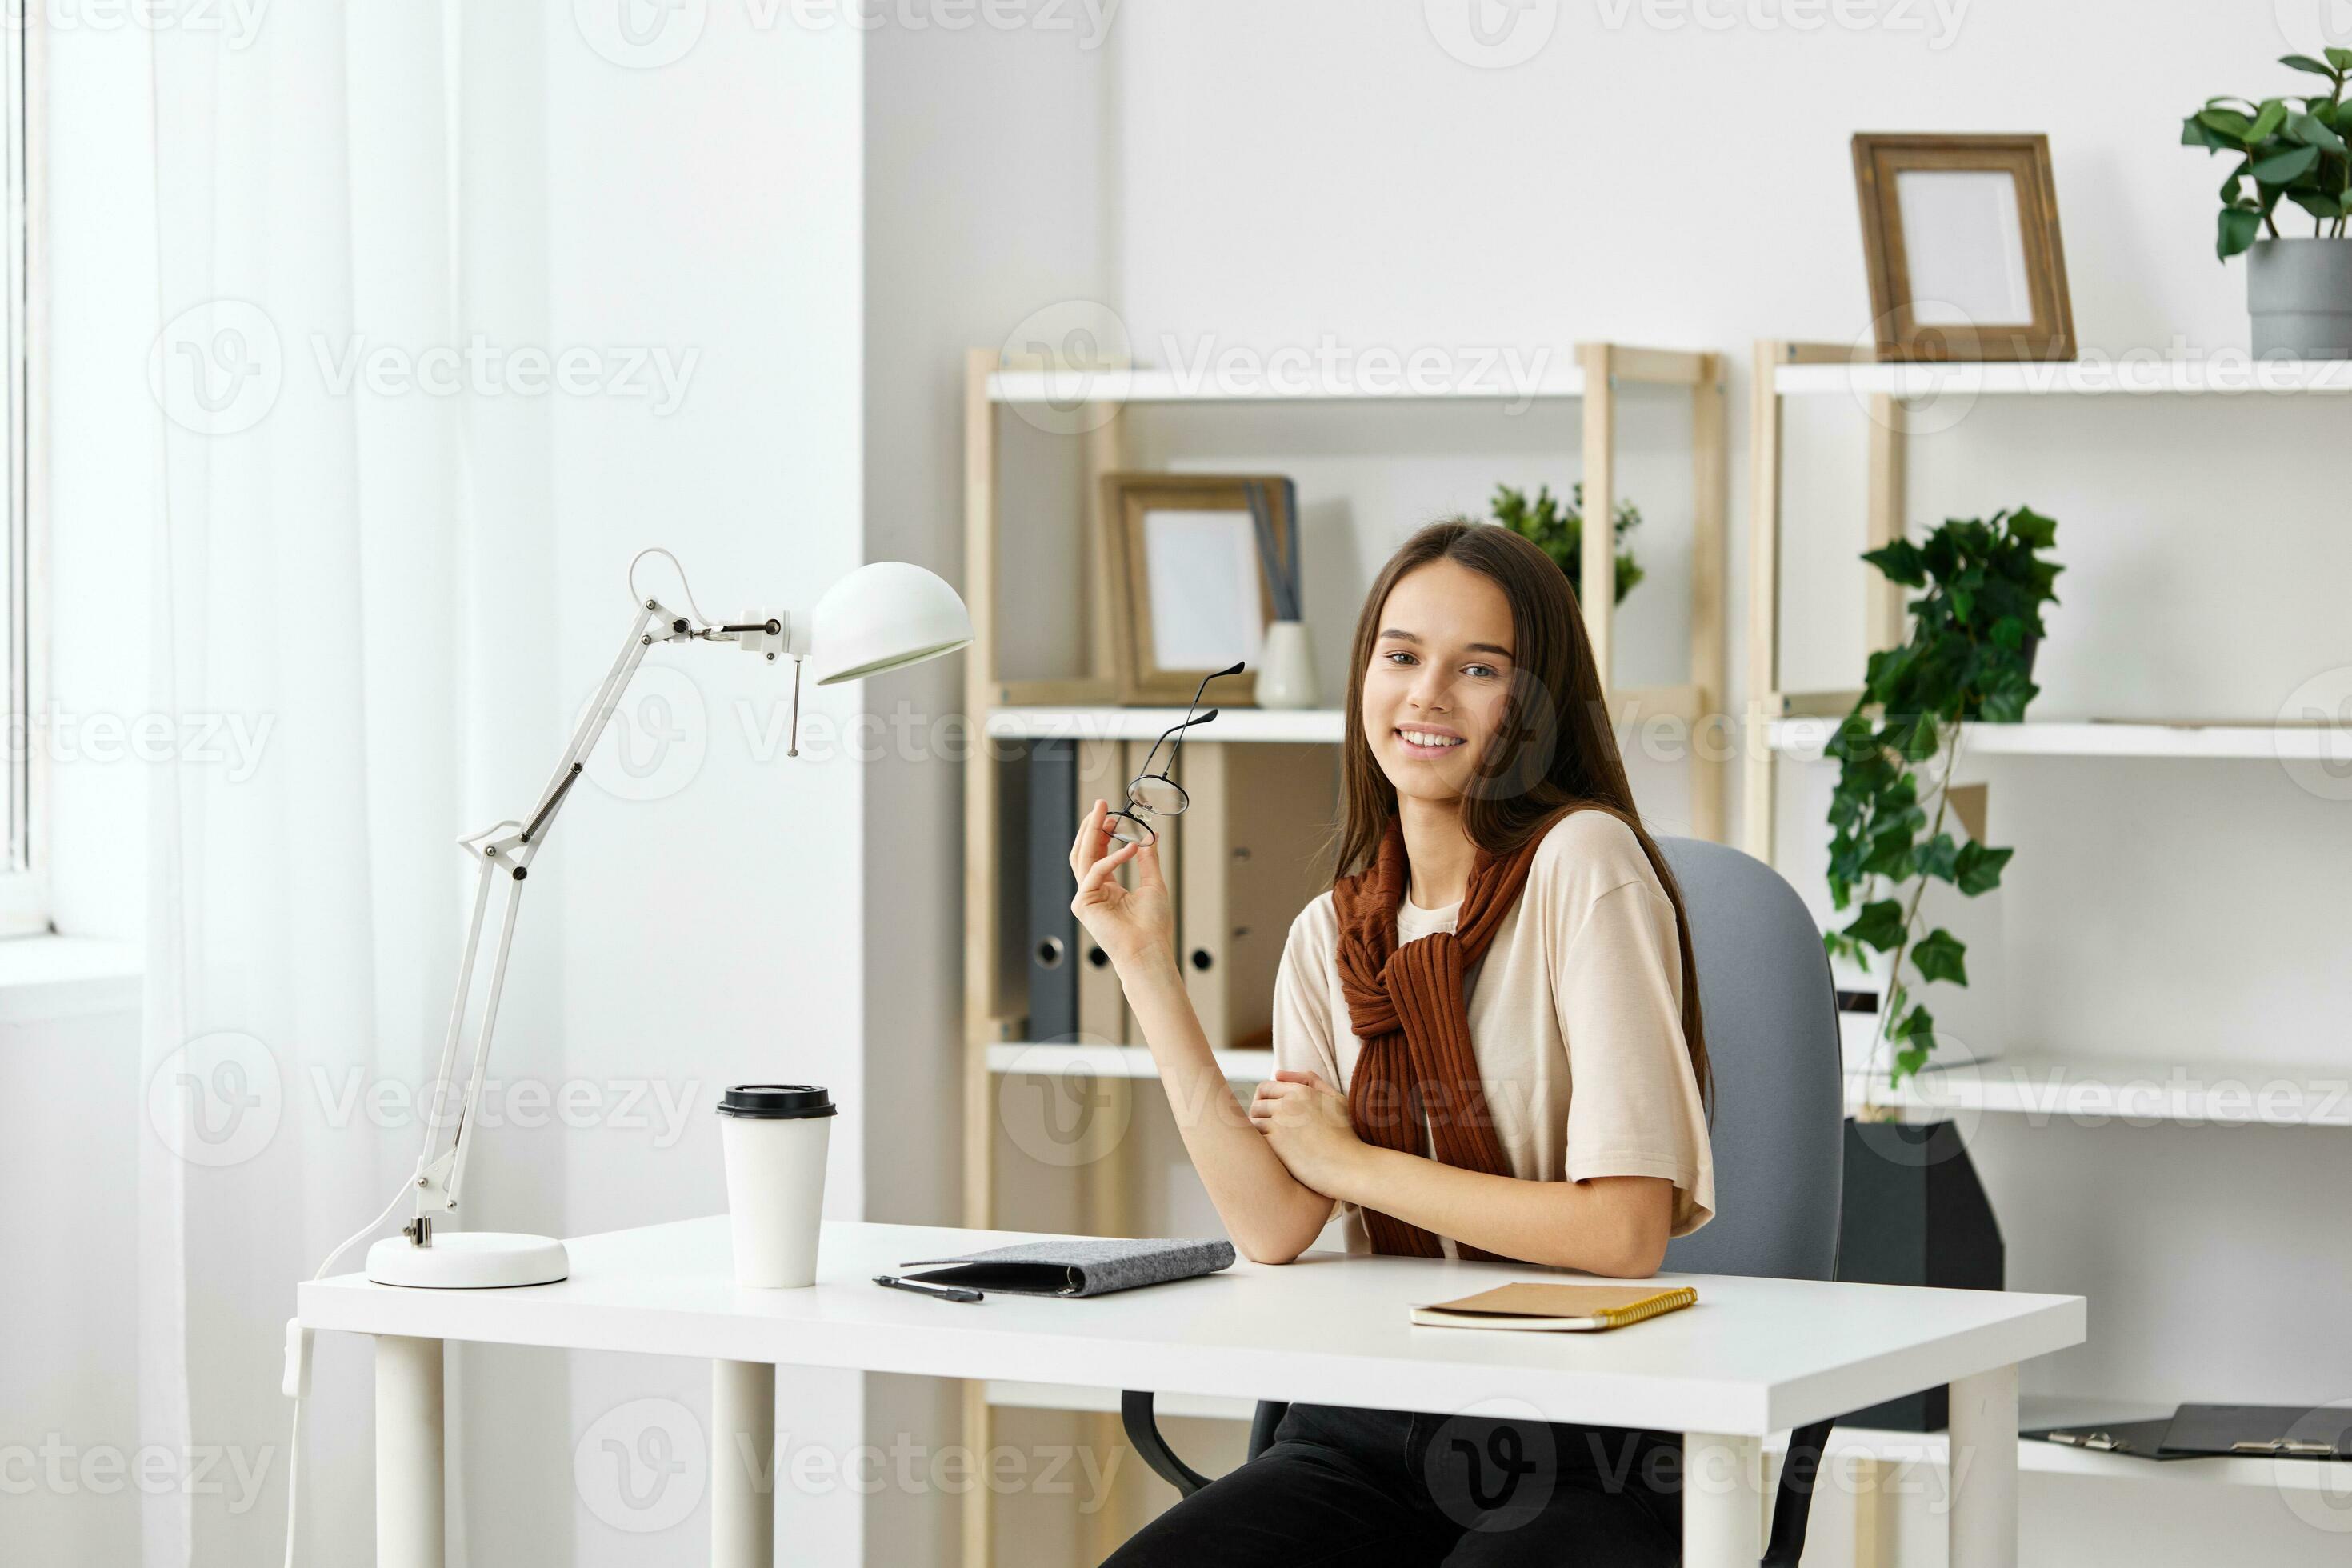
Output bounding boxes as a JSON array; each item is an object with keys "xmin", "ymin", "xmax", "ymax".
[{"xmin": 1750, "ymin": 342, "xmax": 2352, "ymax": 1547}]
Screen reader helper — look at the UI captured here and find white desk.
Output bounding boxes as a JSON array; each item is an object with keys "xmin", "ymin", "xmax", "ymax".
[{"xmin": 299, "ymin": 1215, "xmax": 2084, "ymax": 1567}]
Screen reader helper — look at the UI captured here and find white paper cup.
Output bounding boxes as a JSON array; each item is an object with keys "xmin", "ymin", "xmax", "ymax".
[{"xmin": 717, "ymin": 1084, "xmax": 837, "ymax": 1288}]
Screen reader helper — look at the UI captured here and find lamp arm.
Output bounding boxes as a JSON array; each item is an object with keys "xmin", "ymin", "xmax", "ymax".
[{"xmin": 409, "ymin": 597, "xmax": 771, "ymax": 1233}]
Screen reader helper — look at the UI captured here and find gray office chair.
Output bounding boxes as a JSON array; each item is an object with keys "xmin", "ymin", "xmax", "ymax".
[{"xmin": 1120, "ymin": 835, "xmax": 1846, "ymax": 1566}]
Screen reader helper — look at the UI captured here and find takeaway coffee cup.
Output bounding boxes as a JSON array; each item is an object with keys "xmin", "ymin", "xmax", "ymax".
[{"xmin": 716, "ymin": 1084, "xmax": 838, "ymax": 1288}]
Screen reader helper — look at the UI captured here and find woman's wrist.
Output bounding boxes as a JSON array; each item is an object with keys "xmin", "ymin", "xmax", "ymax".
[
  {"xmin": 1110, "ymin": 940, "xmax": 1183, "ymax": 992},
  {"xmin": 1326, "ymin": 1139, "xmax": 1389, "ymax": 1206}
]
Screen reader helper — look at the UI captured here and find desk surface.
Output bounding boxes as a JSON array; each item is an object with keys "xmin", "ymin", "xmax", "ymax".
[{"xmin": 300, "ymin": 1217, "xmax": 2082, "ymax": 1436}]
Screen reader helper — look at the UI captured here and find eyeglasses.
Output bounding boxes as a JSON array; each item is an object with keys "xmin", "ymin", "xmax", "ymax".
[{"xmin": 1104, "ymin": 661, "xmax": 1244, "ymax": 847}]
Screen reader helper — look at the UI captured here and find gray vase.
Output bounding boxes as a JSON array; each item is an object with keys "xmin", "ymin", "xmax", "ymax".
[{"xmin": 2246, "ymin": 238, "xmax": 2352, "ymax": 360}]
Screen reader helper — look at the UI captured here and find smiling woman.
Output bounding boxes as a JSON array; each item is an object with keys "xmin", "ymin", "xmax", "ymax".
[{"xmin": 1074, "ymin": 518, "xmax": 1718, "ymax": 1567}]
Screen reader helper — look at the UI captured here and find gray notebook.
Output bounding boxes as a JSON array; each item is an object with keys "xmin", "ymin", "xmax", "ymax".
[{"xmin": 896, "ymin": 1237, "xmax": 1235, "ymax": 1298}]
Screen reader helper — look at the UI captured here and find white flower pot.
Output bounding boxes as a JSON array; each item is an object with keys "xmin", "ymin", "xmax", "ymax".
[{"xmin": 1254, "ymin": 621, "xmax": 1319, "ymax": 710}]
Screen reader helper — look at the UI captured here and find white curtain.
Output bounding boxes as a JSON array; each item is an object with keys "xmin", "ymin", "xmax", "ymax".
[{"xmin": 141, "ymin": 6, "xmax": 565, "ymax": 1563}]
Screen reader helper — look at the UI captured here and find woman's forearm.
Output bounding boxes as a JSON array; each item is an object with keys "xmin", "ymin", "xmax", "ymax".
[
  {"xmin": 1117, "ymin": 952, "xmax": 1336, "ymax": 1263},
  {"xmin": 1334, "ymin": 1146, "xmax": 1671, "ymax": 1277}
]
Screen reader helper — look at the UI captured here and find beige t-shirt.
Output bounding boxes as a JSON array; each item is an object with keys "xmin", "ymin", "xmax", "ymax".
[{"xmin": 1271, "ymin": 810, "xmax": 1715, "ymax": 1258}]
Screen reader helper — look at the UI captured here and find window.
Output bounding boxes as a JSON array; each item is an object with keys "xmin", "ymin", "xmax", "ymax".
[{"xmin": 0, "ymin": 14, "xmax": 40, "ymax": 937}]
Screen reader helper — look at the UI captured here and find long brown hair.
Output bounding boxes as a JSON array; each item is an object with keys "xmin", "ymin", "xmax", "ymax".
[{"xmin": 1331, "ymin": 518, "xmax": 1713, "ymax": 1113}]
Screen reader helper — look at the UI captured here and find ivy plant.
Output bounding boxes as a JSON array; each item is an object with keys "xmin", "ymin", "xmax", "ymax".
[
  {"xmin": 1824, "ymin": 506, "xmax": 2063, "ymax": 1099},
  {"xmin": 2183, "ymin": 50, "xmax": 2352, "ymax": 256},
  {"xmin": 1490, "ymin": 482, "xmax": 1645, "ymax": 606}
]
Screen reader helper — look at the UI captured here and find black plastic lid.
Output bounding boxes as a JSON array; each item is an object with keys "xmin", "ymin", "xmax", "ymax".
[{"xmin": 717, "ymin": 1083, "xmax": 838, "ymax": 1119}]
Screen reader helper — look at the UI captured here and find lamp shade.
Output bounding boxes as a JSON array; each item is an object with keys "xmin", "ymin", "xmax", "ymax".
[{"xmin": 810, "ymin": 561, "xmax": 974, "ymax": 685}]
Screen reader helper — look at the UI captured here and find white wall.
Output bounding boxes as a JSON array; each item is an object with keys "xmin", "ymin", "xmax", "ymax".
[
  {"xmin": 862, "ymin": 14, "xmax": 1114, "ymax": 1564},
  {"xmin": 537, "ymin": 10, "xmax": 871, "ymax": 1566}
]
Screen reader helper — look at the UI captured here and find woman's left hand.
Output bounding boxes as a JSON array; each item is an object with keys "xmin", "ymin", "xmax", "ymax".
[{"xmin": 1250, "ymin": 1070, "xmax": 1367, "ymax": 1198}]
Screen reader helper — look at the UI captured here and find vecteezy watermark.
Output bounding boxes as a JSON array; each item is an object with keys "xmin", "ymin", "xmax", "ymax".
[
  {"xmin": 150, "ymin": 299, "xmax": 284, "ymax": 437},
  {"xmin": 305, "ymin": 1067, "xmax": 702, "ymax": 1148},
  {"xmin": 1596, "ymin": 0, "xmax": 1968, "ymax": 50},
  {"xmin": 5, "ymin": 706, "xmax": 276, "ymax": 784},
  {"xmin": 995, "ymin": 1038, "xmax": 1135, "ymax": 1170},
  {"xmin": 2274, "ymin": 665, "xmax": 2352, "ymax": 802},
  {"xmin": 2276, "ymin": 0, "xmax": 2352, "ymax": 58},
  {"xmin": 149, "ymin": 299, "xmax": 702, "ymax": 435},
  {"xmin": 573, "ymin": 0, "xmax": 708, "ymax": 70},
  {"xmin": 576, "ymin": 1398, "xmax": 708, "ymax": 1534},
  {"xmin": 146, "ymin": 1030, "xmax": 284, "ymax": 1168},
  {"xmin": 573, "ymin": 0, "xmax": 1118, "ymax": 70},
  {"xmin": 311, "ymin": 334, "xmax": 699, "ymax": 417},
  {"xmin": 995, "ymin": 298, "xmax": 1566, "ymax": 434},
  {"xmin": 0, "ymin": 1436, "xmax": 276, "ymax": 1514},
  {"xmin": 1421, "ymin": 1398, "xmax": 1559, "ymax": 1532},
  {"xmin": 1424, "ymin": 0, "xmax": 1560, "ymax": 69},
  {"xmin": 996, "ymin": 298, "xmax": 1134, "ymax": 436},
  {"xmin": 2271, "ymin": 1397, "xmax": 2352, "ymax": 1532},
  {"xmin": 14, "ymin": 0, "xmax": 270, "ymax": 48},
  {"xmin": 766, "ymin": 1430, "xmax": 1122, "ymax": 1506},
  {"xmin": 580, "ymin": 663, "xmax": 710, "ymax": 804}
]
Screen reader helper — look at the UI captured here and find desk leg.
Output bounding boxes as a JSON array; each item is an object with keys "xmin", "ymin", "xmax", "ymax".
[
  {"xmin": 374, "ymin": 1334, "xmax": 446, "ymax": 1568},
  {"xmin": 1946, "ymin": 1363, "xmax": 2018, "ymax": 1568},
  {"xmin": 1681, "ymin": 1431, "xmax": 1762, "ymax": 1566},
  {"xmin": 712, "ymin": 1360, "xmax": 775, "ymax": 1568}
]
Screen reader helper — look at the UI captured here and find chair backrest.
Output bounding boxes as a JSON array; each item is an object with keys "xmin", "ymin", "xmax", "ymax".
[{"xmin": 1654, "ymin": 836, "xmax": 1843, "ymax": 1283}]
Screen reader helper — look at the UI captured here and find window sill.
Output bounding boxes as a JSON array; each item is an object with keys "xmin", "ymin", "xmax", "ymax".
[{"xmin": 0, "ymin": 934, "xmax": 142, "ymax": 1023}]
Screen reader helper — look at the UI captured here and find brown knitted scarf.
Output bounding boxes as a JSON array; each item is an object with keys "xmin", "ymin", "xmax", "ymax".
[{"xmin": 1331, "ymin": 811, "xmax": 1558, "ymax": 1260}]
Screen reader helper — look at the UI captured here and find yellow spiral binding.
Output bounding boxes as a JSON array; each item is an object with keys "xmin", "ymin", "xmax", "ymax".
[{"xmin": 1589, "ymin": 1286, "xmax": 1698, "ymax": 1329}]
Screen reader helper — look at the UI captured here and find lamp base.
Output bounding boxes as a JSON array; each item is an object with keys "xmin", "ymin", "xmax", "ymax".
[{"xmin": 366, "ymin": 1231, "xmax": 570, "ymax": 1289}]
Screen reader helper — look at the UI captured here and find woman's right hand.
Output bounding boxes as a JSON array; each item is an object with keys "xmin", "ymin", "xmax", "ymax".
[{"xmin": 1068, "ymin": 799, "xmax": 1176, "ymax": 976}]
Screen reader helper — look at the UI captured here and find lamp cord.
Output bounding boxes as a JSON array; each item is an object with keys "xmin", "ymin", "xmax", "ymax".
[
  {"xmin": 283, "ymin": 1172, "xmax": 419, "ymax": 1566},
  {"xmin": 626, "ymin": 546, "xmax": 714, "ymax": 628}
]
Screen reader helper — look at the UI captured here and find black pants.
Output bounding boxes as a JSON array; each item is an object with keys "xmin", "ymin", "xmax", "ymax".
[{"xmin": 1101, "ymin": 1400, "xmax": 1682, "ymax": 1566}]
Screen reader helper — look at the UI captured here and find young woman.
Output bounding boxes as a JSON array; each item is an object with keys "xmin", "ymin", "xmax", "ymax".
[{"xmin": 1069, "ymin": 519, "xmax": 1716, "ymax": 1567}]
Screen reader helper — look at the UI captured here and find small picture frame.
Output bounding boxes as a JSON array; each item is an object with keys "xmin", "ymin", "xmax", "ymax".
[
  {"xmin": 1099, "ymin": 472, "xmax": 1295, "ymax": 706},
  {"xmin": 1852, "ymin": 133, "xmax": 2074, "ymax": 362}
]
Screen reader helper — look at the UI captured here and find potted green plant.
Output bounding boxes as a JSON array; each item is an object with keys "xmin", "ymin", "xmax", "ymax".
[
  {"xmin": 1823, "ymin": 505, "xmax": 2061, "ymax": 1430},
  {"xmin": 1490, "ymin": 482, "xmax": 1644, "ymax": 606},
  {"xmin": 1825, "ymin": 505, "xmax": 2062, "ymax": 1106},
  {"xmin": 2183, "ymin": 50, "xmax": 2352, "ymax": 358}
]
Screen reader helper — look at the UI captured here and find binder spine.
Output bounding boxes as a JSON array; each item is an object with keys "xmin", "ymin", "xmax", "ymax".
[{"xmin": 1025, "ymin": 739, "xmax": 1078, "ymax": 1042}]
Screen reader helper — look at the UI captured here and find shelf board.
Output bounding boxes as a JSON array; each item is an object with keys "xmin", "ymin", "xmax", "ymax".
[
  {"xmin": 987, "ymin": 364, "xmax": 1587, "ymax": 406},
  {"xmin": 1774, "ymin": 358, "xmax": 2352, "ymax": 398},
  {"xmin": 989, "ymin": 686, "xmax": 1703, "ymax": 746},
  {"xmin": 1835, "ymin": 1404, "xmax": 2352, "ymax": 1492},
  {"xmin": 1842, "ymin": 1055, "xmax": 2352, "ymax": 1128},
  {"xmin": 989, "ymin": 1041, "xmax": 1274, "ymax": 1086},
  {"xmin": 1766, "ymin": 717, "xmax": 2350, "ymax": 762}
]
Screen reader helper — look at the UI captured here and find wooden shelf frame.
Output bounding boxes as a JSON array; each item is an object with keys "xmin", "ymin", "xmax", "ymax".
[{"xmin": 961, "ymin": 341, "xmax": 1729, "ymax": 1567}]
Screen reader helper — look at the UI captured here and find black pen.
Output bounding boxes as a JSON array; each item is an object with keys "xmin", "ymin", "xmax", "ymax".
[{"xmin": 874, "ymin": 1274, "xmax": 984, "ymax": 1303}]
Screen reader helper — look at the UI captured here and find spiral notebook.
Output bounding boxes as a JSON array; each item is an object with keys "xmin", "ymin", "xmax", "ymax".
[{"xmin": 1410, "ymin": 1282, "xmax": 1698, "ymax": 1332}]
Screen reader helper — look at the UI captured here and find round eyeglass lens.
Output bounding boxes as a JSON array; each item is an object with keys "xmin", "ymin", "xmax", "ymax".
[
  {"xmin": 1129, "ymin": 776, "xmax": 1188, "ymax": 817},
  {"xmin": 1104, "ymin": 811, "xmax": 1156, "ymax": 847}
]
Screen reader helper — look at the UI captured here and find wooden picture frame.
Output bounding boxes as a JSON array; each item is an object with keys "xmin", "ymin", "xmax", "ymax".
[
  {"xmin": 1099, "ymin": 472, "xmax": 1294, "ymax": 706},
  {"xmin": 1853, "ymin": 133, "xmax": 2074, "ymax": 362}
]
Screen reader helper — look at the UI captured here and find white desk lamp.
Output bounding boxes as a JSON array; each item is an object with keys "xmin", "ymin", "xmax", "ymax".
[{"xmin": 364, "ymin": 552, "xmax": 971, "ymax": 1289}]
